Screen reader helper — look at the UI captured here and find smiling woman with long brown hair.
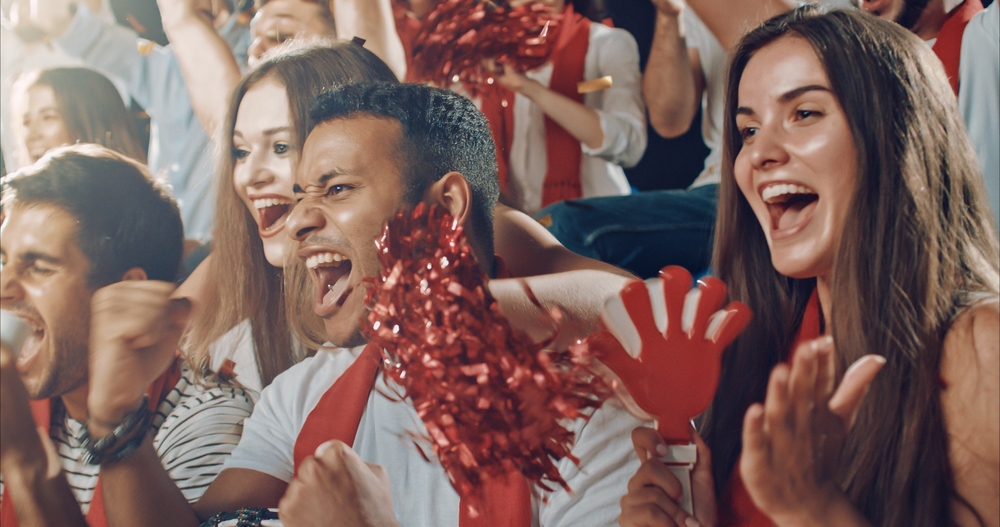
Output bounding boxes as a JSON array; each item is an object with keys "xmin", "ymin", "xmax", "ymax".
[{"xmin": 618, "ymin": 6, "xmax": 998, "ymax": 527}]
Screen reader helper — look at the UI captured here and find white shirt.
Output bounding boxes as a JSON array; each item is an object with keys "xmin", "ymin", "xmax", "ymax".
[
  {"xmin": 683, "ymin": 8, "xmax": 728, "ymax": 189},
  {"xmin": 958, "ymin": 2, "xmax": 1000, "ymax": 229},
  {"xmin": 224, "ymin": 344, "xmax": 646, "ymax": 527},
  {"xmin": 208, "ymin": 320, "xmax": 264, "ymax": 399},
  {"xmin": 507, "ymin": 23, "xmax": 646, "ymax": 214}
]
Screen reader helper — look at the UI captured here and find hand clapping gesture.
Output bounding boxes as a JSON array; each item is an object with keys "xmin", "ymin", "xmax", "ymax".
[{"xmin": 740, "ymin": 336, "xmax": 885, "ymax": 527}]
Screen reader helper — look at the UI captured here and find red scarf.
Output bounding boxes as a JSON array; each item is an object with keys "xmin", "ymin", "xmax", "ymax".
[
  {"xmin": 932, "ymin": 0, "xmax": 984, "ymax": 94},
  {"xmin": 293, "ymin": 258, "xmax": 530, "ymax": 527},
  {"xmin": 0, "ymin": 360, "xmax": 182, "ymax": 527},
  {"xmin": 721, "ymin": 290, "xmax": 821, "ymax": 527},
  {"xmin": 479, "ymin": 5, "xmax": 591, "ymax": 208}
]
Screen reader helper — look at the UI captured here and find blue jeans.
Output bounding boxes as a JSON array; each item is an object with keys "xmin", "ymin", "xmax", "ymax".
[{"xmin": 537, "ymin": 184, "xmax": 718, "ymax": 279}]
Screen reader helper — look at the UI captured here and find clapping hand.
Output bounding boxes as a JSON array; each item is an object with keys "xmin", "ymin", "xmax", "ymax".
[{"xmin": 740, "ymin": 336, "xmax": 885, "ymax": 526}]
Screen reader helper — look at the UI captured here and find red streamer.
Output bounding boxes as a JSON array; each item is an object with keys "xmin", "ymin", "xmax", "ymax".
[
  {"xmin": 364, "ymin": 203, "xmax": 610, "ymax": 505},
  {"xmin": 408, "ymin": 0, "xmax": 561, "ymax": 97}
]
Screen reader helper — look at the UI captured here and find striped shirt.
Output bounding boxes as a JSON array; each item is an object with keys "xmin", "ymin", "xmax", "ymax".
[{"xmin": 1, "ymin": 366, "xmax": 253, "ymax": 514}]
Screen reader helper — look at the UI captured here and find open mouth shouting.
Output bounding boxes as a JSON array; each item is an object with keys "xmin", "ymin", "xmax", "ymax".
[
  {"xmin": 11, "ymin": 312, "xmax": 47, "ymax": 373},
  {"xmin": 304, "ymin": 250, "xmax": 354, "ymax": 317},
  {"xmin": 761, "ymin": 182, "xmax": 819, "ymax": 240},
  {"xmin": 252, "ymin": 195, "xmax": 294, "ymax": 237}
]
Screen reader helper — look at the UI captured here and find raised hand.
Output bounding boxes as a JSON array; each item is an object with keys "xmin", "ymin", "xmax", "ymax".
[
  {"xmin": 87, "ymin": 280, "xmax": 190, "ymax": 433},
  {"xmin": 740, "ymin": 336, "xmax": 885, "ymax": 526},
  {"xmin": 279, "ymin": 440, "xmax": 400, "ymax": 527},
  {"xmin": 593, "ymin": 265, "xmax": 751, "ymax": 441},
  {"xmin": 651, "ymin": 0, "xmax": 685, "ymax": 17},
  {"xmin": 8, "ymin": 0, "xmax": 75, "ymax": 40}
]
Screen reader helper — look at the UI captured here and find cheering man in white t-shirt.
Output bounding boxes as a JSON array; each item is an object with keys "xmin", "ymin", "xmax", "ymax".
[{"xmin": 78, "ymin": 82, "xmax": 644, "ymax": 527}]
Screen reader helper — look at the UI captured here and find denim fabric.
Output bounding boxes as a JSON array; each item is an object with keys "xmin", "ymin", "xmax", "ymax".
[{"xmin": 538, "ymin": 184, "xmax": 718, "ymax": 279}]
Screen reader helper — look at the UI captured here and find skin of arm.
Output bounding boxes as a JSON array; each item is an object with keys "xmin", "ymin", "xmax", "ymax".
[
  {"xmin": 643, "ymin": 1, "xmax": 705, "ymax": 139},
  {"xmin": 0, "ymin": 344, "xmax": 87, "ymax": 527},
  {"xmin": 331, "ymin": 0, "xmax": 406, "ymax": 80},
  {"xmin": 157, "ymin": 0, "xmax": 243, "ymax": 138},
  {"xmin": 491, "ymin": 61, "xmax": 605, "ymax": 150},
  {"xmin": 939, "ymin": 297, "xmax": 1000, "ymax": 527},
  {"xmin": 489, "ymin": 204, "xmax": 634, "ymax": 345},
  {"xmin": 685, "ymin": 0, "xmax": 794, "ymax": 51}
]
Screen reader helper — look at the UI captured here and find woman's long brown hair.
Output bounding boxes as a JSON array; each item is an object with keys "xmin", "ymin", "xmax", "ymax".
[
  {"xmin": 13, "ymin": 67, "xmax": 147, "ymax": 164},
  {"xmin": 184, "ymin": 41, "xmax": 397, "ymax": 387},
  {"xmin": 704, "ymin": 7, "xmax": 999, "ymax": 526}
]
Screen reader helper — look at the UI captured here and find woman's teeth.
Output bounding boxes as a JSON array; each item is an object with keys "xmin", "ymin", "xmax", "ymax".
[
  {"xmin": 305, "ymin": 252, "xmax": 347, "ymax": 269},
  {"xmin": 762, "ymin": 183, "xmax": 816, "ymax": 203},
  {"xmin": 253, "ymin": 197, "xmax": 293, "ymax": 209}
]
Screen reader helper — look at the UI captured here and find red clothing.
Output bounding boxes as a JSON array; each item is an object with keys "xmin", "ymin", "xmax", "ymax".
[
  {"xmin": 933, "ymin": 0, "xmax": 984, "ymax": 94},
  {"xmin": 479, "ymin": 4, "xmax": 591, "ymax": 208},
  {"xmin": 720, "ymin": 290, "xmax": 822, "ymax": 527},
  {"xmin": 0, "ymin": 360, "xmax": 182, "ymax": 527},
  {"xmin": 292, "ymin": 257, "xmax": 530, "ymax": 527}
]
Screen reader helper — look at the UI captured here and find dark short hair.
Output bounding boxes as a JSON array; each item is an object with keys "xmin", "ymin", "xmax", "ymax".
[
  {"xmin": 3, "ymin": 144, "xmax": 183, "ymax": 286},
  {"xmin": 307, "ymin": 82, "xmax": 500, "ymax": 254}
]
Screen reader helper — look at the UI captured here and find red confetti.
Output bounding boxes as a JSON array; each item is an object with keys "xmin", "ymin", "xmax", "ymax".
[
  {"xmin": 364, "ymin": 203, "xmax": 610, "ymax": 509},
  {"xmin": 408, "ymin": 0, "xmax": 561, "ymax": 97}
]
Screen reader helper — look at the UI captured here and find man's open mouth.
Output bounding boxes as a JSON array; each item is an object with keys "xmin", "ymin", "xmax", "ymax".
[
  {"xmin": 12, "ymin": 314, "xmax": 46, "ymax": 371},
  {"xmin": 762, "ymin": 183, "xmax": 819, "ymax": 234},
  {"xmin": 253, "ymin": 197, "xmax": 293, "ymax": 235},
  {"xmin": 305, "ymin": 251, "xmax": 354, "ymax": 315}
]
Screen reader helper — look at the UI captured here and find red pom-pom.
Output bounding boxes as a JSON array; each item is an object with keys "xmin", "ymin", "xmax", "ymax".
[
  {"xmin": 364, "ymin": 203, "xmax": 609, "ymax": 509},
  {"xmin": 408, "ymin": 0, "xmax": 561, "ymax": 97}
]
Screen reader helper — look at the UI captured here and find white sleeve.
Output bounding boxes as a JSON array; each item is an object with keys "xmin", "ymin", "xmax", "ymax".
[
  {"xmin": 539, "ymin": 400, "xmax": 648, "ymax": 527},
  {"xmin": 220, "ymin": 359, "xmax": 317, "ymax": 483},
  {"xmin": 958, "ymin": 4, "xmax": 1000, "ymax": 226},
  {"xmin": 152, "ymin": 379, "xmax": 255, "ymax": 503},
  {"xmin": 581, "ymin": 27, "xmax": 647, "ymax": 169}
]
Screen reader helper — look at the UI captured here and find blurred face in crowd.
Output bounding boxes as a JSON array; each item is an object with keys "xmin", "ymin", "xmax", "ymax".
[
  {"xmin": 733, "ymin": 36, "xmax": 857, "ymax": 281},
  {"xmin": 248, "ymin": 0, "xmax": 335, "ymax": 66},
  {"xmin": 18, "ymin": 85, "xmax": 74, "ymax": 163},
  {"xmin": 232, "ymin": 78, "xmax": 297, "ymax": 267},
  {"xmin": 285, "ymin": 116, "xmax": 409, "ymax": 347},
  {"xmin": 856, "ymin": 0, "xmax": 931, "ymax": 32},
  {"xmin": 0, "ymin": 204, "xmax": 92, "ymax": 401}
]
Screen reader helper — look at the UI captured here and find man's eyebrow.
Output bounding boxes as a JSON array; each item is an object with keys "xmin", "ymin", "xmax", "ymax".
[
  {"xmin": 22, "ymin": 251, "xmax": 61, "ymax": 264},
  {"xmin": 292, "ymin": 172, "xmax": 344, "ymax": 194},
  {"xmin": 779, "ymin": 84, "xmax": 831, "ymax": 102}
]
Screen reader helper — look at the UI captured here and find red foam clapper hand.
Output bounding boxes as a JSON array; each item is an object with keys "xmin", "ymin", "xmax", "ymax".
[{"xmin": 592, "ymin": 266, "xmax": 751, "ymax": 512}]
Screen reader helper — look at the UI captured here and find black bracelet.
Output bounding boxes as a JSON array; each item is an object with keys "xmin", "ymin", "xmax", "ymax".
[
  {"xmin": 201, "ymin": 508, "xmax": 280, "ymax": 527},
  {"xmin": 81, "ymin": 395, "xmax": 152, "ymax": 465}
]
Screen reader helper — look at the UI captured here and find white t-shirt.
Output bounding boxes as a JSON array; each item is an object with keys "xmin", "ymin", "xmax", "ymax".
[
  {"xmin": 224, "ymin": 344, "xmax": 647, "ymax": 527},
  {"xmin": 0, "ymin": 365, "xmax": 254, "ymax": 514},
  {"xmin": 507, "ymin": 23, "xmax": 646, "ymax": 214},
  {"xmin": 208, "ymin": 320, "xmax": 264, "ymax": 399},
  {"xmin": 683, "ymin": 8, "xmax": 728, "ymax": 189}
]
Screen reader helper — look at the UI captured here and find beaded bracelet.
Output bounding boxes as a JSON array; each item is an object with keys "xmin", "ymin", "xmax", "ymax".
[
  {"xmin": 201, "ymin": 508, "xmax": 281, "ymax": 527},
  {"xmin": 81, "ymin": 395, "xmax": 152, "ymax": 465}
]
